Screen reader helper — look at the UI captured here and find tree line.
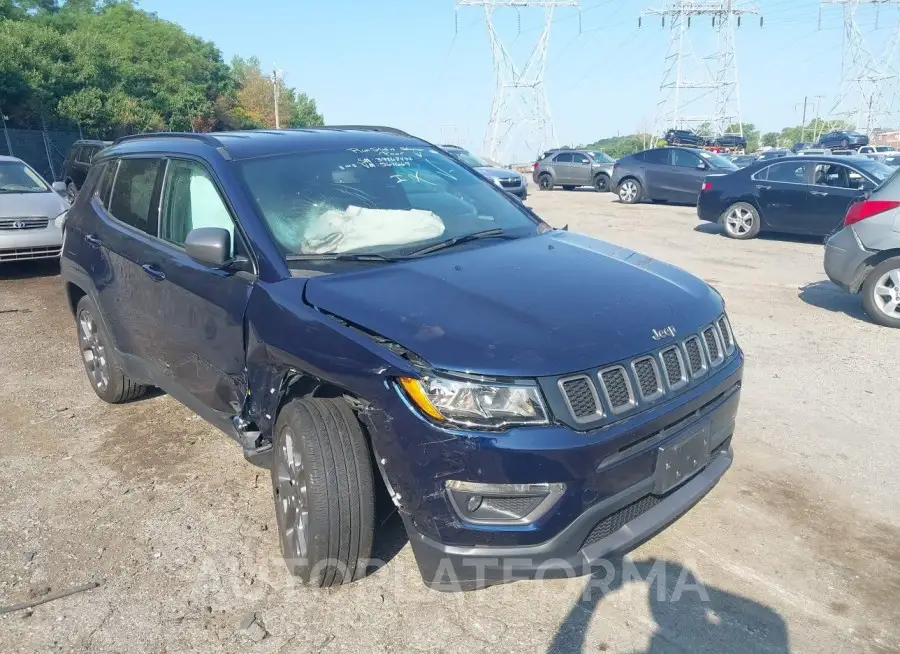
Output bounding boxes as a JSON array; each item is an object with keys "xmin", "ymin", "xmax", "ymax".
[{"xmin": 0, "ymin": 0, "xmax": 323, "ymax": 137}]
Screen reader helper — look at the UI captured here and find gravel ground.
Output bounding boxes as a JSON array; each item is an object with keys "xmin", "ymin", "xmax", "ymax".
[{"xmin": 0, "ymin": 186, "xmax": 898, "ymax": 654}]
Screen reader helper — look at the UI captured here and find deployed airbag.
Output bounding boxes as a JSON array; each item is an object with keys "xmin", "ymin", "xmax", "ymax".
[{"xmin": 302, "ymin": 205, "xmax": 445, "ymax": 254}]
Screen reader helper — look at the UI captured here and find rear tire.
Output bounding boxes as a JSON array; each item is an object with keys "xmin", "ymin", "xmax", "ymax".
[
  {"xmin": 861, "ymin": 257, "xmax": 900, "ymax": 328},
  {"xmin": 617, "ymin": 178, "xmax": 642, "ymax": 204},
  {"xmin": 538, "ymin": 174, "xmax": 553, "ymax": 191},
  {"xmin": 593, "ymin": 174, "xmax": 610, "ymax": 192},
  {"xmin": 75, "ymin": 296, "xmax": 147, "ymax": 403},
  {"xmin": 721, "ymin": 202, "xmax": 761, "ymax": 240},
  {"xmin": 271, "ymin": 397, "xmax": 375, "ymax": 586}
]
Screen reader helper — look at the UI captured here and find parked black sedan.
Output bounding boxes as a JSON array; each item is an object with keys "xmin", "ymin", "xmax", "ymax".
[
  {"xmin": 697, "ymin": 155, "xmax": 893, "ymax": 239},
  {"xmin": 664, "ymin": 129, "xmax": 705, "ymax": 147},
  {"xmin": 611, "ymin": 146, "xmax": 738, "ymax": 204}
]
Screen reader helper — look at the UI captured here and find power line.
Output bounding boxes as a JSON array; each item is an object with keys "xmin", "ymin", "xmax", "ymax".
[{"xmin": 457, "ymin": 0, "xmax": 580, "ymax": 161}]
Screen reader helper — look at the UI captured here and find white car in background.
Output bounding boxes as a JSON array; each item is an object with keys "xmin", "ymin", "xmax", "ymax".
[
  {"xmin": 858, "ymin": 145, "xmax": 896, "ymax": 158},
  {"xmin": 0, "ymin": 155, "xmax": 69, "ymax": 263}
]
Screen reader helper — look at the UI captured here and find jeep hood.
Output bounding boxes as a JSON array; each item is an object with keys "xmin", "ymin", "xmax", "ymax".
[{"xmin": 304, "ymin": 231, "xmax": 723, "ymax": 377}]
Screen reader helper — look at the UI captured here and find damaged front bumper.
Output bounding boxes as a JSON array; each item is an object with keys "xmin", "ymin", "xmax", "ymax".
[{"xmin": 363, "ymin": 353, "xmax": 742, "ymax": 590}]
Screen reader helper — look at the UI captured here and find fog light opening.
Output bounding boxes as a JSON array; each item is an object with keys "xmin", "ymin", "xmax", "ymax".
[{"xmin": 445, "ymin": 481, "xmax": 566, "ymax": 525}]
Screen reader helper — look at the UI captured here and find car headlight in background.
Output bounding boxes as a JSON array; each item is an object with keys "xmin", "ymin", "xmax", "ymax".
[
  {"xmin": 492, "ymin": 176, "xmax": 503, "ymax": 187},
  {"xmin": 398, "ymin": 374, "xmax": 549, "ymax": 428},
  {"xmin": 54, "ymin": 210, "xmax": 67, "ymax": 230}
]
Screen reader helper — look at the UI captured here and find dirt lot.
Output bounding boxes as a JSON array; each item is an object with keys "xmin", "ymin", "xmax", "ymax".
[{"xmin": 1, "ymin": 188, "xmax": 898, "ymax": 654}]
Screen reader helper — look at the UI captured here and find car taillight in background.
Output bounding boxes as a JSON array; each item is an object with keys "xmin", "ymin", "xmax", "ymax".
[
  {"xmin": 533, "ymin": 161, "xmax": 538, "ymax": 170},
  {"xmin": 701, "ymin": 181, "xmax": 713, "ymax": 192},
  {"xmin": 844, "ymin": 199, "xmax": 900, "ymax": 227}
]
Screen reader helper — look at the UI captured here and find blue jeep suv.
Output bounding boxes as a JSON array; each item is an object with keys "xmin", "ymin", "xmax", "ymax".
[{"xmin": 60, "ymin": 127, "xmax": 743, "ymax": 590}]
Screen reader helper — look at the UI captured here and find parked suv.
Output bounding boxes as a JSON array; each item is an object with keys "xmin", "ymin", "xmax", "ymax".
[
  {"xmin": 533, "ymin": 148, "xmax": 615, "ymax": 192},
  {"xmin": 711, "ymin": 134, "xmax": 746, "ymax": 149},
  {"xmin": 825, "ymin": 167, "xmax": 900, "ymax": 328},
  {"xmin": 612, "ymin": 147, "xmax": 738, "ymax": 205},
  {"xmin": 62, "ymin": 140, "xmax": 111, "ymax": 203},
  {"xmin": 61, "ymin": 127, "xmax": 742, "ymax": 590},
  {"xmin": 442, "ymin": 145, "xmax": 527, "ymax": 200},
  {"xmin": 664, "ymin": 129, "xmax": 705, "ymax": 147}
]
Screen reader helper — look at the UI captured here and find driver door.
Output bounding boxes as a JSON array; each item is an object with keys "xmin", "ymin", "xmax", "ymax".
[{"xmin": 666, "ymin": 149, "xmax": 709, "ymax": 203}]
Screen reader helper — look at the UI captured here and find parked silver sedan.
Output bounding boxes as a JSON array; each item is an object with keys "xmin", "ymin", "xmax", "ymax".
[{"xmin": 0, "ymin": 156, "xmax": 69, "ymax": 263}]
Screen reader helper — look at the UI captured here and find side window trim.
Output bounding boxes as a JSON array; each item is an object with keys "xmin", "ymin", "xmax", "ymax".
[
  {"xmin": 751, "ymin": 166, "xmax": 768, "ymax": 182},
  {"xmin": 103, "ymin": 156, "xmax": 165, "ymax": 237}
]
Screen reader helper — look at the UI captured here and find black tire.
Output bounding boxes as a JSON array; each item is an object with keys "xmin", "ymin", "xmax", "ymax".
[
  {"xmin": 720, "ymin": 202, "xmax": 761, "ymax": 240},
  {"xmin": 617, "ymin": 178, "xmax": 642, "ymax": 204},
  {"xmin": 66, "ymin": 182, "xmax": 78, "ymax": 204},
  {"xmin": 562, "ymin": 185, "xmax": 576, "ymax": 191},
  {"xmin": 271, "ymin": 397, "xmax": 375, "ymax": 587},
  {"xmin": 75, "ymin": 296, "xmax": 147, "ymax": 403},
  {"xmin": 593, "ymin": 174, "xmax": 610, "ymax": 192},
  {"xmin": 861, "ymin": 257, "xmax": 900, "ymax": 329},
  {"xmin": 538, "ymin": 174, "xmax": 553, "ymax": 191}
]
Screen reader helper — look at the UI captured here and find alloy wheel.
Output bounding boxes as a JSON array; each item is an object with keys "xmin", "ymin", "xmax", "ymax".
[
  {"xmin": 539, "ymin": 176, "xmax": 552, "ymax": 190},
  {"xmin": 274, "ymin": 427, "xmax": 309, "ymax": 560},
  {"xmin": 619, "ymin": 181, "xmax": 638, "ymax": 203},
  {"xmin": 871, "ymin": 268, "xmax": 900, "ymax": 319},
  {"xmin": 78, "ymin": 310, "xmax": 109, "ymax": 391},
  {"xmin": 725, "ymin": 206, "xmax": 754, "ymax": 236}
]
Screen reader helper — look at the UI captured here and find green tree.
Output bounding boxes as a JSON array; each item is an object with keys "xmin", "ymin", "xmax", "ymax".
[{"xmin": 761, "ymin": 132, "xmax": 779, "ymax": 148}]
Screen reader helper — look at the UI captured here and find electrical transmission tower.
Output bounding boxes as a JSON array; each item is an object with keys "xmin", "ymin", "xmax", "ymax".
[
  {"xmin": 642, "ymin": 1, "xmax": 760, "ymax": 141},
  {"xmin": 821, "ymin": 0, "xmax": 900, "ymax": 134},
  {"xmin": 457, "ymin": 0, "xmax": 578, "ymax": 162}
]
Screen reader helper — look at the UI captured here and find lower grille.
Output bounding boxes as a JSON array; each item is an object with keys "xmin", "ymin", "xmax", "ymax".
[
  {"xmin": 0, "ymin": 246, "xmax": 62, "ymax": 261},
  {"xmin": 582, "ymin": 495, "xmax": 662, "ymax": 548},
  {"xmin": 0, "ymin": 218, "xmax": 49, "ymax": 230}
]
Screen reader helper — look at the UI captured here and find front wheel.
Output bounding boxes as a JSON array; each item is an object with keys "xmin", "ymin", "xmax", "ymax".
[
  {"xmin": 617, "ymin": 178, "xmax": 642, "ymax": 204},
  {"xmin": 538, "ymin": 174, "xmax": 553, "ymax": 191},
  {"xmin": 721, "ymin": 202, "xmax": 761, "ymax": 239},
  {"xmin": 861, "ymin": 258, "xmax": 900, "ymax": 328},
  {"xmin": 593, "ymin": 174, "xmax": 610, "ymax": 192},
  {"xmin": 272, "ymin": 397, "xmax": 375, "ymax": 586}
]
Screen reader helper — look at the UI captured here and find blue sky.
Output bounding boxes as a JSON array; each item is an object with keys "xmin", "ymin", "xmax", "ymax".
[{"xmin": 139, "ymin": 0, "xmax": 896, "ymax": 159}]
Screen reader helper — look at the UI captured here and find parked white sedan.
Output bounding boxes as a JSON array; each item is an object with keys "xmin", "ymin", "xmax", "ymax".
[{"xmin": 0, "ymin": 155, "xmax": 69, "ymax": 263}]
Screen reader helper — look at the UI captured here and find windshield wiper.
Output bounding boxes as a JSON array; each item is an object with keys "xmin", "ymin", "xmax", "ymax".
[
  {"xmin": 409, "ymin": 228, "xmax": 515, "ymax": 257},
  {"xmin": 285, "ymin": 252, "xmax": 406, "ymax": 263}
]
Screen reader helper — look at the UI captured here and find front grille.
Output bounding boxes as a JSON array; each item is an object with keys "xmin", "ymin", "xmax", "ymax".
[
  {"xmin": 560, "ymin": 376, "xmax": 601, "ymax": 420},
  {"xmin": 0, "ymin": 246, "xmax": 61, "ymax": 261},
  {"xmin": 554, "ymin": 314, "xmax": 735, "ymax": 425},
  {"xmin": 632, "ymin": 357, "xmax": 663, "ymax": 400},
  {"xmin": 659, "ymin": 346, "xmax": 687, "ymax": 390},
  {"xmin": 717, "ymin": 316, "xmax": 733, "ymax": 354},
  {"xmin": 499, "ymin": 177, "xmax": 521, "ymax": 188},
  {"xmin": 702, "ymin": 326, "xmax": 723, "ymax": 365},
  {"xmin": 599, "ymin": 367, "xmax": 634, "ymax": 412},
  {"xmin": 582, "ymin": 495, "xmax": 662, "ymax": 548},
  {"xmin": 683, "ymin": 336, "xmax": 706, "ymax": 376},
  {"xmin": 0, "ymin": 218, "xmax": 49, "ymax": 231}
]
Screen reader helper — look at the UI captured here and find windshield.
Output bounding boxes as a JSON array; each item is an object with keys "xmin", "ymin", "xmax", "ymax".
[
  {"xmin": 239, "ymin": 145, "xmax": 540, "ymax": 258},
  {"xmin": 698, "ymin": 150, "xmax": 738, "ymax": 170},
  {"xmin": 0, "ymin": 161, "xmax": 50, "ymax": 193},
  {"xmin": 852, "ymin": 157, "xmax": 893, "ymax": 181},
  {"xmin": 449, "ymin": 149, "xmax": 488, "ymax": 168},
  {"xmin": 586, "ymin": 151, "xmax": 614, "ymax": 163}
]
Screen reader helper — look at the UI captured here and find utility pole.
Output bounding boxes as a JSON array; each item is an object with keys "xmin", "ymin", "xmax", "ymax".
[
  {"xmin": 641, "ymin": 1, "xmax": 761, "ymax": 141},
  {"xmin": 796, "ymin": 96, "xmax": 809, "ymax": 142},
  {"xmin": 272, "ymin": 67, "xmax": 282, "ymax": 129},
  {"xmin": 821, "ymin": 0, "xmax": 900, "ymax": 134},
  {"xmin": 457, "ymin": 0, "xmax": 580, "ymax": 163}
]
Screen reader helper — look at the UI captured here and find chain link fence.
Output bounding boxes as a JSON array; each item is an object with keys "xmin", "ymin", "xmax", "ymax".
[{"xmin": 0, "ymin": 112, "xmax": 100, "ymax": 183}]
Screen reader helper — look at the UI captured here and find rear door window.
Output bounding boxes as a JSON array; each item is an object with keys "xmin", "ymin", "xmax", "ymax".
[
  {"xmin": 765, "ymin": 161, "xmax": 810, "ymax": 184},
  {"xmin": 107, "ymin": 158, "xmax": 164, "ymax": 235},
  {"xmin": 76, "ymin": 147, "xmax": 93, "ymax": 164},
  {"xmin": 643, "ymin": 149, "xmax": 670, "ymax": 165}
]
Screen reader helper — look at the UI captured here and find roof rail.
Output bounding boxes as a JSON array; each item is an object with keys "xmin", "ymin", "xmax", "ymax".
[
  {"xmin": 113, "ymin": 132, "xmax": 222, "ymax": 147},
  {"xmin": 315, "ymin": 125, "xmax": 411, "ymax": 136}
]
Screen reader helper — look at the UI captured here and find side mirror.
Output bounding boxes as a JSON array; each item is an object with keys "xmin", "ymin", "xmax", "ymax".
[
  {"xmin": 185, "ymin": 227, "xmax": 231, "ymax": 268},
  {"xmin": 697, "ymin": 162, "xmax": 708, "ymax": 170},
  {"xmin": 51, "ymin": 181, "xmax": 67, "ymax": 197}
]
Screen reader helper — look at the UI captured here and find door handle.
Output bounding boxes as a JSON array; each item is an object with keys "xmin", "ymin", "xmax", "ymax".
[
  {"xmin": 811, "ymin": 190, "xmax": 829, "ymax": 196},
  {"xmin": 84, "ymin": 233, "xmax": 102, "ymax": 247},
  {"xmin": 756, "ymin": 184, "xmax": 771, "ymax": 190},
  {"xmin": 141, "ymin": 263, "xmax": 166, "ymax": 282}
]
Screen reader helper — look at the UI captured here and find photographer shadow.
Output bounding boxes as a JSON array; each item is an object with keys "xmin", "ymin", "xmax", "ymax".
[{"xmin": 548, "ymin": 558, "xmax": 790, "ymax": 654}]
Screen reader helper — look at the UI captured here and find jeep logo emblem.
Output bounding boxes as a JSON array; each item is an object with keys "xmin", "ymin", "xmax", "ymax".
[{"xmin": 651, "ymin": 326, "xmax": 676, "ymax": 341}]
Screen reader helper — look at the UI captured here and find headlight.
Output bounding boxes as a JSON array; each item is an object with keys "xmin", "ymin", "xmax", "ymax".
[
  {"xmin": 398, "ymin": 374, "xmax": 548, "ymax": 429},
  {"xmin": 54, "ymin": 210, "xmax": 67, "ymax": 229}
]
